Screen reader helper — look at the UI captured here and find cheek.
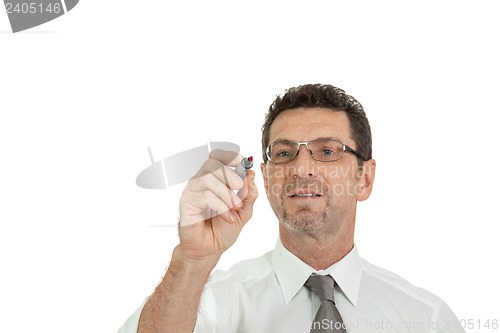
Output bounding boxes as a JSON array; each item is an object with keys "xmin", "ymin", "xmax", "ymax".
[
  {"xmin": 266, "ymin": 167, "xmax": 287, "ymax": 198},
  {"xmin": 323, "ymin": 177, "xmax": 361, "ymax": 198},
  {"xmin": 322, "ymin": 165, "xmax": 360, "ymax": 197}
]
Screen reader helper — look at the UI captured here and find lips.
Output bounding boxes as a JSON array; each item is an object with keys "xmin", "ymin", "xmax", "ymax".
[
  {"xmin": 290, "ymin": 193, "xmax": 321, "ymax": 198},
  {"xmin": 284, "ymin": 181, "xmax": 324, "ymax": 198},
  {"xmin": 288, "ymin": 190, "xmax": 322, "ymax": 198}
]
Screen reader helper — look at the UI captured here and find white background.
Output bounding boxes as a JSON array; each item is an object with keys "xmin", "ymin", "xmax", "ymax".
[{"xmin": 1, "ymin": 1, "xmax": 499, "ymax": 332}]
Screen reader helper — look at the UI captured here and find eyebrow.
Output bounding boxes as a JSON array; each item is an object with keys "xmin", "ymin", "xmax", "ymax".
[{"xmin": 270, "ymin": 136, "xmax": 344, "ymax": 145}]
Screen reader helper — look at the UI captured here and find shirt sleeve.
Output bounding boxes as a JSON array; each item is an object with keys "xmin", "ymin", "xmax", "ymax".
[
  {"xmin": 117, "ymin": 287, "xmax": 216, "ymax": 333},
  {"xmin": 434, "ymin": 301, "xmax": 465, "ymax": 333},
  {"xmin": 193, "ymin": 285, "xmax": 216, "ymax": 333},
  {"xmin": 117, "ymin": 298, "xmax": 148, "ymax": 333}
]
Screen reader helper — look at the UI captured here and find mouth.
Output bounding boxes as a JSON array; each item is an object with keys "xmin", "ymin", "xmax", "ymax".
[{"xmin": 288, "ymin": 192, "xmax": 322, "ymax": 198}]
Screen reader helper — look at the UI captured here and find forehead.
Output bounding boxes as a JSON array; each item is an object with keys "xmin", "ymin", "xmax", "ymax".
[{"xmin": 269, "ymin": 107, "xmax": 353, "ymax": 144}]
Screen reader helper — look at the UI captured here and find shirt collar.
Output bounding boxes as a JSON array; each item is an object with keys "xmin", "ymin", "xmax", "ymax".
[{"xmin": 271, "ymin": 238, "xmax": 362, "ymax": 307}]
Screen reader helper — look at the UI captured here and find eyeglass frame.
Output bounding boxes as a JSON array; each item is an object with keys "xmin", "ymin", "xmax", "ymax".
[{"xmin": 264, "ymin": 137, "xmax": 369, "ymax": 164}]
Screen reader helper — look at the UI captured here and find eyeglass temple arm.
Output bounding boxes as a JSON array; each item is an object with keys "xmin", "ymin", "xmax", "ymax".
[{"xmin": 344, "ymin": 145, "xmax": 369, "ymax": 161}]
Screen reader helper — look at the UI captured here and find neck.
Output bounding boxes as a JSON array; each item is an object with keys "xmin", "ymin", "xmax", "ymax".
[{"xmin": 279, "ymin": 220, "xmax": 355, "ymax": 270}]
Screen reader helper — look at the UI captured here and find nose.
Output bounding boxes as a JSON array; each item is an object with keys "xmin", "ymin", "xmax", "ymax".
[{"xmin": 290, "ymin": 144, "xmax": 316, "ymax": 178}]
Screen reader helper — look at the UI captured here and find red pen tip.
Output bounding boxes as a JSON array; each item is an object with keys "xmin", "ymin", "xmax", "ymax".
[{"xmin": 248, "ymin": 156, "xmax": 253, "ymax": 162}]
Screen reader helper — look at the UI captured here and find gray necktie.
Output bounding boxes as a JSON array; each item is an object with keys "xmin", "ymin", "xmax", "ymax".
[{"xmin": 305, "ymin": 275, "xmax": 347, "ymax": 333}]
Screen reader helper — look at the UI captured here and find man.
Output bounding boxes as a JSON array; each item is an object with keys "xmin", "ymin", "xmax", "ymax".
[{"xmin": 120, "ymin": 84, "xmax": 464, "ymax": 332}]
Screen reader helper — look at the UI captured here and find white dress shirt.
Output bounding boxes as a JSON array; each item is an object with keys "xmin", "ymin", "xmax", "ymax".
[{"xmin": 119, "ymin": 240, "xmax": 465, "ymax": 333}]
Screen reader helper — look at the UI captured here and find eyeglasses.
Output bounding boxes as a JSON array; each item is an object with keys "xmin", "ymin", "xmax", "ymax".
[{"xmin": 265, "ymin": 138, "xmax": 368, "ymax": 164}]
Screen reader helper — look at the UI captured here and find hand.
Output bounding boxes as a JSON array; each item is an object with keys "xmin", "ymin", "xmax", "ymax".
[{"xmin": 178, "ymin": 149, "xmax": 258, "ymax": 261}]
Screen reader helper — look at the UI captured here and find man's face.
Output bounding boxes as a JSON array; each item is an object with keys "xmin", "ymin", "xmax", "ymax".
[{"xmin": 261, "ymin": 107, "xmax": 373, "ymax": 233}]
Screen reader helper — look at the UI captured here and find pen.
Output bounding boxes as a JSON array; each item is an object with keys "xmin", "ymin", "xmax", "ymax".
[{"xmin": 235, "ymin": 156, "xmax": 253, "ymax": 179}]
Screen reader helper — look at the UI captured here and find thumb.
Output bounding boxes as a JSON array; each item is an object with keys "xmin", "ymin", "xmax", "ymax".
[{"xmin": 235, "ymin": 170, "xmax": 258, "ymax": 223}]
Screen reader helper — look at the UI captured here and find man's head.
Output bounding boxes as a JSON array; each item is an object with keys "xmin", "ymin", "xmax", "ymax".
[
  {"xmin": 260, "ymin": 84, "xmax": 376, "ymax": 236},
  {"xmin": 262, "ymin": 84, "xmax": 372, "ymax": 165}
]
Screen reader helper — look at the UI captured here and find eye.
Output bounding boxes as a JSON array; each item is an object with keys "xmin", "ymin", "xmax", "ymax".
[
  {"xmin": 269, "ymin": 142, "xmax": 297, "ymax": 161},
  {"xmin": 322, "ymin": 149, "xmax": 335, "ymax": 156},
  {"xmin": 277, "ymin": 150, "xmax": 291, "ymax": 157}
]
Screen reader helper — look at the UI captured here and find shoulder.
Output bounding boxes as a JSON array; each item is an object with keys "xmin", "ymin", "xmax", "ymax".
[
  {"xmin": 208, "ymin": 250, "xmax": 274, "ymax": 285},
  {"xmin": 360, "ymin": 258, "xmax": 411, "ymax": 284},
  {"xmin": 358, "ymin": 258, "xmax": 464, "ymax": 330},
  {"xmin": 359, "ymin": 257, "xmax": 444, "ymax": 309}
]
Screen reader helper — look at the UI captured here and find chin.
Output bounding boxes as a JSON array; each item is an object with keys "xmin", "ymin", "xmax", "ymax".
[{"xmin": 280, "ymin": 211, "xmax": 327, "ymax": 232}]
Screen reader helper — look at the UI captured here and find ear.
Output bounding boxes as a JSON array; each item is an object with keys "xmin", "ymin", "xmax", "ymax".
[
  {"xmin": 356, "ymin": 159, "xmax": 376, "ymax": 201},
  {"xmin": 260, "ymin": 163, "xmax": 270, "ymax": 197}
]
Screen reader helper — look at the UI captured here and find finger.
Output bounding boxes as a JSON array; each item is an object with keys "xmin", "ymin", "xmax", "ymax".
[
  {"xmin": 193, "ymin": 159, "xmax": 244, "ymax": 191},
  {"xmin": 203, "ymin": 192, "xmax": 240, "ymax": 224},
  {"xmin": 182, "ymin": 190, "xmax": 234, "ymax": 226},
  {"xmin": 203, "ymin": 191, "xmax": 235, "ymax": 222},
  {"xmin": 236, "ymin": 169, "xmax": 256, "ymax": 200},
  {"xmin": 234, "ymin": 170, "xmax": 258, "ymax": 223},
  {"xmin": 189, "ymin": 173, "xmax": 243, "ymax": 209},
  {"xmin": 208, "ymin": 173, "xmax": 243, "ymax": 209},
  {"xmin": 237, "ymin": 179, "xmax": 248, "ymax": 200},
  {"xmin": 212, "ymin": 164, "xmax": 244, "ymax": 192},
  {"xmin": 209, "ymin": 149, "xmax": 243, "ymax": 167}
]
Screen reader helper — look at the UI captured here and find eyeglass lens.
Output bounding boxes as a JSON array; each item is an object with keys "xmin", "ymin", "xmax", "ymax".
[{"xmin": 268, "ymin": 139, "xmax": 344, "ymax": 163}]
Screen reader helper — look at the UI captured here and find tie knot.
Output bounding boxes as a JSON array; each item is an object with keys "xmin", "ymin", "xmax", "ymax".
[{"xmin": 305, "ymin": 274, "xmax": 335, "ymax": 302}]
